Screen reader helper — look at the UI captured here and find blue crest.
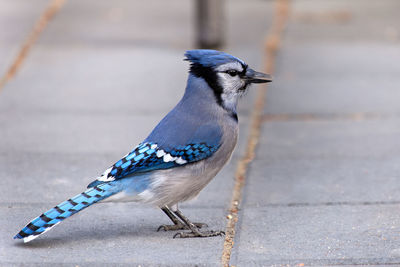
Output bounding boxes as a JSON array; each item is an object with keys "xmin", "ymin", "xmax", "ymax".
[{"xmin": 184, "ymin": 49, "xmax": 245, "ymax": 68}]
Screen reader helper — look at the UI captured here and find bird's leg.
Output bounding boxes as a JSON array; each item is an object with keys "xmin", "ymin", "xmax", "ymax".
[
  {"xmin": 172, "ymin": 209, "xmax": 224, "ymax": 238},
  {"xmin": 157, "ymin": 206, "xmax": 207, "ymax": 232},
  {"xmin": 157, "ymin": 206, "xmax": 186, "ymax": 231}
]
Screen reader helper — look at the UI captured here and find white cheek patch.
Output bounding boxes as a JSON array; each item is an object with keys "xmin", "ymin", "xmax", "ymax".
[
  {"xmin": 216, "ymin": 72, "xmax": 244, "ymax": 111},
  {"xmin": 219, "ymin": 74, "xmax": 243, "ymax": 90}
]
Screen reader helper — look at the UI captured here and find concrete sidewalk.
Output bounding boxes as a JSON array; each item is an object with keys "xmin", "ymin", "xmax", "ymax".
[
  {"xmin": 2, "ymin": 0, "xmax": 400, "ymax": 266},
  {"xmin": 232, "ymin": 0, "xmax": 400, "ymax": 266},
  {"xmin": 0, "ymin": 0, "xmax": 273, "ymax": 266}
]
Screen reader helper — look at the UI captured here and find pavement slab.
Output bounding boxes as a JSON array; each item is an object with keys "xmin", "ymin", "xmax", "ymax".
[
  {"xmin": 265, "ymin": 43, "xmax": 400, "ymax": 115},
  {"xmin": 0, "ymin": 0, "xmax": 49, "ymax": 76},
  {"xmin": 266, "ymin": 0, "xmax": 400, "ymax": 116},
  {"xmin": 243, "ymin": 119, "xmax": 400, "ymax": 206},
  {"xmin": 287, "ymin": 0, "xmax": 400, "ymax": 42},
  {"xmin": 0, "ymin": 0, "xmax": 273, "ymax": 265},
  {"xmin": 234, "ymin": 204, "xmax": 400, "ymax": 266},
  {"xmin": 257, "ymin": 119, "xmax": 400, "ymax": 160},
  {"xmin": 232, "ymin": 0, "xmax": 400, "ymax": 265},
  {"xmin": 5, "ymin": 0, "xmax": 399, "ymax": 265},
  {"xmin": 4, "ymin": 204, "xmax": 227, "ymax": 266}
]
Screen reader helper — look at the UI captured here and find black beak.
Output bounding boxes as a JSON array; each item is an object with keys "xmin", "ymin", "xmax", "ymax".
[{"xmin": 244, "ymin": 68, "xmax": 273, "ymax": 84}]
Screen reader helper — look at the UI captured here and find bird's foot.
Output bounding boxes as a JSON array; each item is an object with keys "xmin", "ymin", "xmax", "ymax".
[
  {"xmin": 160, "ymin": 206, "xmax": 221, "ymax": 238},
  {"xmin": 157, "ymin": 222, "xmax": 208, "ymax": 232},
  {"xmin": 173, "ymin": 229, "xmax": 225, "ymax": 238}
]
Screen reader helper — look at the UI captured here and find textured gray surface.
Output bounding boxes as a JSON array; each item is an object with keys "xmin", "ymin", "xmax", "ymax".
[
  {"xmin": 2, "ymin": 0, "xmax": 400, "ymax": 265},
  {"xmin": 4, "ymin": 204, "xmax": 227, "ymax": 265},
  {"xmin": 235, "ymin": 205, "xmax": 400, "ymax": 266},
  {"xmin": 287, "ymin": 0, "xmax": 400, "ymax": 42},
  {"xmin": 265, "ymin": 0, "xmax": 400, "ymax": 115},
  {"xmin": 232, "ymin": 0, "xmax": 400, "ymax": 266},
  {"xmin": 265, "ymin": 43, "xmax": 400, "ymax": 115},
  {"xmin": 0, "ymin": 0, "xmax": 272, "ymax": 265},
  {"xmin": 0, "ymin": 0, "xmax": 49, "ymax": 76}
]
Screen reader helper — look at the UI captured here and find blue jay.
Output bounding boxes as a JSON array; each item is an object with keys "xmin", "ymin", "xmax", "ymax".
[{"xmin": 14, "ymin": 50, "xmax": 272, "ymax": 242}]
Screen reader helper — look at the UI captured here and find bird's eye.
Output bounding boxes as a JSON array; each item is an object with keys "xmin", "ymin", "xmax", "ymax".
[{"xmin": 226, "ymin": 70, "xmax": 238, "ymax": 77}]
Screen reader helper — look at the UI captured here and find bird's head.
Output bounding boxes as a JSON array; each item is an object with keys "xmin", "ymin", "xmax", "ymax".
[{"xmin": 184, "ymin": 49, "xmax": 272, "ymax": 115}]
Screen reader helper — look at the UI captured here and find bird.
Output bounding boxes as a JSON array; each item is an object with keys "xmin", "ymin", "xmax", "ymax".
[{"xmin": 14, "ymin": 49, "xmax": 272, "ymax": 242}]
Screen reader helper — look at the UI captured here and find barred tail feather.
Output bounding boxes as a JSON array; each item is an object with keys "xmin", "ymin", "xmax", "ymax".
[{"xmin": 14, "ymin": 182, "xmax": 122, "ymax": 243}]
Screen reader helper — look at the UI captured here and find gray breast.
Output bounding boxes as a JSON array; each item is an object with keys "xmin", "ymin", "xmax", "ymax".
[{"xmin": 143, "ymin": 114, "xmax": 238, "ymax": 207}]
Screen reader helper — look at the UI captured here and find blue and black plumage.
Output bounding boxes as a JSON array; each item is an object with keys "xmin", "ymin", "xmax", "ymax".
[
  {"xmin": 14, "ymin": 183, "xmax": 121, "ymax": 242},
  {"xmin": 14, "ymin": 49, "xmax": 272, "ymax": 242},
  {"xmin": 87, "ymin": 142, "xmax": 220, "ymax": 188}
]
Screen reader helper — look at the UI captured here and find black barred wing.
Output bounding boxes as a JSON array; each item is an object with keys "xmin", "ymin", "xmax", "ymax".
[{"xmin": 88, "ymin": 142, "xmax": 220, "ymax": 187}]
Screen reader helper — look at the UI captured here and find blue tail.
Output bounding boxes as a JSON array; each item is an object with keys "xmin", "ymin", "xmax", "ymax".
[{"xmin": 14, "ymin": 182, "xmax": 122, "ymax": 242}]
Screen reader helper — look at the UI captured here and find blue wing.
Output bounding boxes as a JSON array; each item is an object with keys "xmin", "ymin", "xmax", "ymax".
[
  {"xmin": 114, "ymin": 141, "xmax": 218, "ymax": 178},
  {"xmin": 88, "ymin": 123, "xmax": 222, "ymax": 188},
  {"xmin": 88, "ymin": 94, "xmax": 224, "ymax": 188}
]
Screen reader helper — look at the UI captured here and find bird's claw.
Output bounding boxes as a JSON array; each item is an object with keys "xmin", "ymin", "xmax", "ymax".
[
  {"xmin": 173, "ymin": 230, "xmax": 225, "ymax": 238},
  {"xmin": 157, "ymin": 222, "xmax": 208, "ymax": 232},
  {"xmin": 157, "ymin": 224, "xmax": 185, "ymax": 232}
]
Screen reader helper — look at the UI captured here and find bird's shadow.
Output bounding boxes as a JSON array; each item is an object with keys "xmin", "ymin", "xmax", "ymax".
[{"xmin": 13, "ymin": 222, "xmax": 171, "ymax": 249}]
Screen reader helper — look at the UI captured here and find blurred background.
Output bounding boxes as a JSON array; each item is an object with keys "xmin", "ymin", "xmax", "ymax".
[{"xmin": 1, "ymin": 0, "xmax": 400, "ymax": 265}]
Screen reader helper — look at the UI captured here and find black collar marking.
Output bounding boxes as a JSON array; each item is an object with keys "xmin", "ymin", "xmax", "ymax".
[
  {"xmin": 189, "ymin": 63, "xmax": 243, "ymax": 123},
  {"xmin": 190, "ymin": 63, "xmax": 223, "ymax": 106}
]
